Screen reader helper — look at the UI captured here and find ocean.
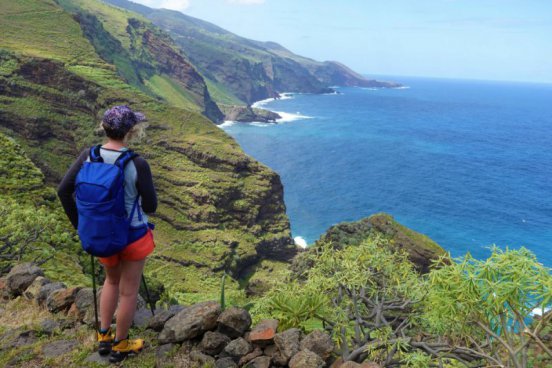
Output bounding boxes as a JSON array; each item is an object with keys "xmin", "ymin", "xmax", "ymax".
[{"xmin": 220, "ymin": 76, "xmax": 552, "ymax": 265}]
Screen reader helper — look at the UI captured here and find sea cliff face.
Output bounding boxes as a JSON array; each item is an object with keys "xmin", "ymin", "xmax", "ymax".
[
  {"xmin": 0, "ymin": 0, "xmax": 295, "ymax": 302},
  {"xmin": 103, "ymin": 0, "xmax": 401, "ymax": 106}
]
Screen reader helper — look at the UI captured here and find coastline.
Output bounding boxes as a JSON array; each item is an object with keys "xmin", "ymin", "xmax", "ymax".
[{"xmin": 220, "ymin": 92, "xmax": 314, "ymax": 127}]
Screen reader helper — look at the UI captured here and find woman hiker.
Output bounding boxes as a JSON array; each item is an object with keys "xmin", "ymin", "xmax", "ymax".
[{"xmin": 57, "ymin": 105, "xmax": 157, "ymax": 363}]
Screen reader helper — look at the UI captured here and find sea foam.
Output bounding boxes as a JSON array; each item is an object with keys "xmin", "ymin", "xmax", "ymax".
[
  {"xmin": 294, "ymin": 236, "xmax": 308, "ymax": 248},
  {"xmin": 218, "ymin": 120, "xmax": 237, "ymax": 129},
  {"xmin": 252, "ymin": 92, "xmax": 294, "ymax": 108},
  {"xmin": 274, "ymin": 111, "xmax": 313, "ymax": 123}
]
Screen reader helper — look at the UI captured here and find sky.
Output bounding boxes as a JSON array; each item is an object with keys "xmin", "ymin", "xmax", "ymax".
[{"xmin": 131, "ymin": 0, "xmax": 552, "ymax": 83}]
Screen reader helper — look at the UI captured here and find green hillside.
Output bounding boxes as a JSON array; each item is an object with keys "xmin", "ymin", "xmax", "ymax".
[
  {"xmin": 0, "ymin": 0, "xmax": 295, "ymax": 303},
  {"xmin": 53, "ymin": 0, "xmax": 223, "ymax": 123},
  {"xmin": 104, "ymin": 0, "xmax": 400, "ymax": 105}
]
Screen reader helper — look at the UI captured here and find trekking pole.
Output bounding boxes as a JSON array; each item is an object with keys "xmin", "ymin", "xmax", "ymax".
[
  {"xmin": 141, "ymin": 274, "xmax": 155, "ymax": 316},
  {"xmin": 91, "ymin": 254, "xmax": 99, "ymax": 331}
]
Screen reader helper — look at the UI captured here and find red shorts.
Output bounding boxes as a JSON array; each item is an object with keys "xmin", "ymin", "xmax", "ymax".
[{"xmin": 99, "ymin": 229, "xmax": 155, "ymax": 268}]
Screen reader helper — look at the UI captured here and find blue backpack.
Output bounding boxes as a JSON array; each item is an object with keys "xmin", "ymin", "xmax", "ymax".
[{"xmin": 75, "ymin": 145, "xmax": 139, "ymax": 257}]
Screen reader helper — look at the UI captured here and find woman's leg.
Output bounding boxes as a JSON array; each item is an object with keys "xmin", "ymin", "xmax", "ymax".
[
  {"xmin": 100, "ymin": 263, "xmax": 122, "ymax": 330},
  {"xmin": 115, "ymin": 258, "xmax": 145, "ymax": 340}
]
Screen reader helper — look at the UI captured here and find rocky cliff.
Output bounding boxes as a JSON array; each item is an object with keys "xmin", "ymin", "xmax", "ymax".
[
  {"xmin": 0, "ymin": 0, "xmax": 296, "ymax": 303},
  {"xmin": 103, "ymin": 0, "xmax": 401, "ymax": 106}
]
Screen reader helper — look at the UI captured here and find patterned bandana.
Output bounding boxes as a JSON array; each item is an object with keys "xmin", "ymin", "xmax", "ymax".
[{"xmin": 102, "ymin": 105, "xmax": 146, "ymax": 135}]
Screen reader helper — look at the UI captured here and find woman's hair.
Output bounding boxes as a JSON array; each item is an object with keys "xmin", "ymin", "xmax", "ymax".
[
  {"xmin": 99, "ymin": 121, "xmax": 148, "ymax": 143},
  {"xmin": 99, "ymin": 105, "xmax": 147, "ymax": 143}
]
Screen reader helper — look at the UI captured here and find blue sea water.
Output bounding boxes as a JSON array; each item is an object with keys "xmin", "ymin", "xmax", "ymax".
[{"xmin": 221, "ymin": 76, "xmax": 552, "ymax": 265}]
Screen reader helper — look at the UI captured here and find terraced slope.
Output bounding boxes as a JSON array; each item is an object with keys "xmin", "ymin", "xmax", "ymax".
[{"xmin": 0, "ymin": 0, "xmax": 295, "ymax": 303}]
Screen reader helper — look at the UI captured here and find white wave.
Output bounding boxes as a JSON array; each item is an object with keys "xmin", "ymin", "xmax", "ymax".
[
  {"xmin": 274, "ymin": 111, "xmax": 313, "ymax": 123},
  {"xmin": 218, "ymin": 120, "xmax": 237, "ymax": 129},
  {"xmin": 294, "ymin": 236, "xmax": 308, "ymax": 249},
  {"xmin": 361, "ymin": 87, "xmax": 380, "ymax": 90},
  {"xmin": 531, "ymin": 306, "xmax": 551, "ymax": 316},
  {"xmin": 251, "ymin": 92, "xmax": 294, "ymax": 108},
  {"xmin": 250, "ymin": 122, "xmax": 273, "ymax": 127},
  {"xmin": 323, "ymin": 91, "xmax": 340, "ymax": 95},
  {"xmin": 393, "ymin": 86, "xmax": 411, "ymax": 90}
]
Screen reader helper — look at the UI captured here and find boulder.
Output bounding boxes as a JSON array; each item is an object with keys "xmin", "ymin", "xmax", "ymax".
[
  {"xmin": 239, "ymin": 346, "xmax": 263, "ymax": 366},
  {"xmin": 200, "ymin": 331, "xmax": 231, "ymax": 356},
  {"xmin": 217, "ymin": 306, "xmax": 252, "ymax": 338},
  {"xmin": 6, "ymin": 263, "xmax": 44, "ymax": 296},
  {"xmin": 71, "ymin": 288, "xmax": 97, "ymax": 324},
  {"xmin": 245, "ymin": 355, "xmax": 272, "ymax": 368},
  {"xmin": 37, "ymin": 282, "xmax": 65, "ymax": 306},
  {"xmin": 148, "ymin": 305, "xmax": 185, "ymax": 331},
  {"xmin": 249, "ymin": 319, "xmax": 278, "ymax": 346},
  {"xmin": 273, "ymin": 328, "xmax": 302, "ymax": 365},
  {"xmin": 300, "ymin": 329, "xmax": 334, "ymax": 359},
  {"xmin": 216, "ymin": 357, "xmax": 238, "ymax": 368},
  {"xmin": 190, "ymin": 349, "xmax": 216, "ymax": 366},
  {"xmin": 23, "ymin": 276, "xmax": 50, "ymax": 300},
  {"xmin": 47, "ymin": 287, "xmax": 80, "ymax": 313},
  {"xmin": 263, "ymin": 344, "xmax": 277, "ymax": 357},
  {"xmin": 133, "ymin": 307, "xmax": 154, "ymax": 328},
  {"xmin": 289, "ymin": 349, "xmax": 325, "ymax": 368},
  {"xmin": 158, "ymin": 301, "xmax": 221, "ymax": 343},
  {"xmin": 224, "ymin": 337, "xmax": 253, "ymax": 357}
]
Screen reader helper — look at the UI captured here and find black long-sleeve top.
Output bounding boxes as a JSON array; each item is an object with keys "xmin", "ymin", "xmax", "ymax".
[{"xmin": 57, "ymin": 148, "xmax": 157, "ymax": 229}]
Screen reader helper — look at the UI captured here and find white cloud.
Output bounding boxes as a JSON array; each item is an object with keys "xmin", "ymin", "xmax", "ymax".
[
  {"xmin": 226, "ymin": 0, "xmax": 265, "ymax": 4},
  {"xmin": 131, "ymin": 0, "xmax": 191, "ymax": 12}
]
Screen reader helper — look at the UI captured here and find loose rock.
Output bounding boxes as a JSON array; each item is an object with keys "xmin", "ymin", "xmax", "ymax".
[
  {"xmin": 224, "ymin": 337, "xmax": 253, "ymax": 357},
  {"xmin": 273, "ymin": 328, "xmax": 302, "ymax": 365},
  {"xmin": 249, "ymin": 319, "xmax": 278, "ymax": 346},
  {"xmin": 245, "ymin": 355, "xmax": 272, "ymax": 368},
  {"xmin": 200, "ymin": 331, "xmax": 231, "ymax": 356},
  {"xmin": 37, "ymin": 282, "xmax": 65, "ymax": 306},
  {"xmin": 47, "ymin": 287, "xmax": 80, "ymax": 313},
  {"xmin": 6, "ymin": 263, "xmax": 44, "ymax": 296},
  {"xmin": 289, "ymin": 349, "xmax": 325, "ymax": 368},
  {"xmin": 217, "ymin": 306, "xmax": 252, "ymax": 338},
  {"xmin": 133, "ymin": 307, "xmax": 153, "ymax": 328},
  {"xmin": 148, "ymin": 305, "xmax": 185, "ymax": 331},
  {"xmin": 23, "ymin": 276, "xmax": 50, "ymax": 300},
  {"xmin": 216, "ymin": 357, "xmax": 238, "ymax": 368},
  {"xmin": 239, "ymin": 346, "xmax": 263, "ymax": 366},
  {"xmin": 300, "ymin": 329, "xmax": 334, "ymax": 360},
  {"xmin": 72, "ymin": 288, "xmax": 97, "ymax": 324},
  {"xmin": 159, "ymin": 301, "xmax": 221, "ymax": 343},
  {"xmin": 190, "ymin": 349, "xmax": 216, "ymax": 366}
]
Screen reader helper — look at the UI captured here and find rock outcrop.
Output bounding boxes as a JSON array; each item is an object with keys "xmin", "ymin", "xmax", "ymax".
[
  {"xmin": 220, "ymin": 104, "xmax": 281, "ymax": 123},
  {"xmin": 0, "ymin": 263, "xmax": 342, "ymax": 367},
  {"xmin": 318, "ymin": 213, "xmax": 447, "ymax": 273}
]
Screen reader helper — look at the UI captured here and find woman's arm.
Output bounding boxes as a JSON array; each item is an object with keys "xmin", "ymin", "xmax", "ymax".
[
  {"xmin": 134, "ymin": 157, "xmax": 157, "ymax": 214},
  {"xmin": 57, "ymin": 149, "xmax": 88, "ymax": 229}
]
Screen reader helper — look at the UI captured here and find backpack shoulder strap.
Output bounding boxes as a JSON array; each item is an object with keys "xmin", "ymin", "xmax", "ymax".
[
  {"xmin": 114, "ymin": 150, "xmax": 138, "ymax": 170},
  {"xmin": 89, "ymin": 145, "xmax": 104, "ymax": 163}
]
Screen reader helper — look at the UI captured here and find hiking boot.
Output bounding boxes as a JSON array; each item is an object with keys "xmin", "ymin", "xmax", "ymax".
[
  {"xmin": 109, "ymin": 338, "xmax": 144, "ymax": 363},
  {"xmin": 97, "ymin": 328, "xmax": 114, "ymax": 356}
]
